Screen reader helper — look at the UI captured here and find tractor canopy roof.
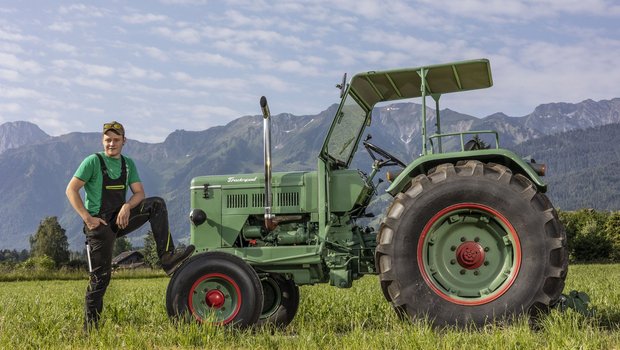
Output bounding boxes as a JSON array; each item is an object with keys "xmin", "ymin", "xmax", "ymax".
[
  {"xmin": 350, "ymin": 58, "xmax": 492, "ymax": 109},
  {"xmin": 321, "ymin": 58, "xmax": 493, "ymax": 168}
]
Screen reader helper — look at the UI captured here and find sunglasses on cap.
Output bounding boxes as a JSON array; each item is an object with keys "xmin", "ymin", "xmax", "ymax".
[{"xmin": 103, "ymin": 122, "xmax": 125, "ymax": 135}]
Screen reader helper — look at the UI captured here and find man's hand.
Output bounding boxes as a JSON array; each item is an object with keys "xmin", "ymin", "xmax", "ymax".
[
  {"xmin": 116, "ymin": 203, "xmax": 131, "ymax": 229},
  {"xmin": 85, "ymin": 215, "xmax": 107, "ymax": 230}
]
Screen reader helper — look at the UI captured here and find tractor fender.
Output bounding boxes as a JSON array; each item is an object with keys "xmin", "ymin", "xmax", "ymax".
[{"xmin": 386, "ymin": 148, "xmax": 548, "ymax": 196}]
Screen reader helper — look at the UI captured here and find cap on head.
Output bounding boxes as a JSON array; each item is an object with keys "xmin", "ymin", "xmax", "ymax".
[{"xmin": 103, "ymin": 121, "xmax": 125, "ymax": 136}]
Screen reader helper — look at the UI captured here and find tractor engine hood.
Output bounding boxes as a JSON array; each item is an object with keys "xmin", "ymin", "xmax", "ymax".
[{"xmin": 192, "ymin": 171, "xmax": 307, "ymax": 189}]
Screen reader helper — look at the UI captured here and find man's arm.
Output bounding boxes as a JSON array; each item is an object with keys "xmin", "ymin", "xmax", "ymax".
[
  {"xmin": 115, "ymin": 181, "xmax": 145, "ymax": 229},
  {"xmin": 66, "ymin": 176, "xmax": 106, "ymax": 230}
]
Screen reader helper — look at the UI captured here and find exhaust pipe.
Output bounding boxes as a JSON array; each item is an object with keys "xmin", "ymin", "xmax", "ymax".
[{"xmin": 260, "ymin": 96, "xmax": 276, "ymax": 231}]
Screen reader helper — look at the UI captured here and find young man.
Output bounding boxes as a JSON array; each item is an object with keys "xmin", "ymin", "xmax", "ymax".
[{"xmin": 66, "ymin": 121, "xmax": 194, "ymax": 330}]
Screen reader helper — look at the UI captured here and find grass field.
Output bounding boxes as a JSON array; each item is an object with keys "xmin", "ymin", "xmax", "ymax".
[{"xmin": 1, "ymin": 264, "xmax": 619, "ymax": 349}]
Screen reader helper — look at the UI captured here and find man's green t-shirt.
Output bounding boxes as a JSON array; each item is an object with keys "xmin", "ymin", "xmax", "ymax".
[{"xmin": 73, "ymin": 152, "xmax": 141, "ymax": 215}]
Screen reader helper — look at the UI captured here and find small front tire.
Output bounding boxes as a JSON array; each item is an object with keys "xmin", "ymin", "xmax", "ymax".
[{"xmin": 166, "ymin": 251, "xmax": 264, "ymax": 328}]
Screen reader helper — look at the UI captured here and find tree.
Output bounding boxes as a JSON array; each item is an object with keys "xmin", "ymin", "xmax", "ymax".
[
  {"xmin": 29, "ymin": 216, "xmax": 70, "ymax": 267},
  {"xmin": 113, "ymin": 236, "xmax": 133, "ymax": 257},
  {"xmin": 604, "ymin": 211, "xmax": 620, "ymax": 261},
  {"xmin": 142, "ymin": 232, "xmax": 160, "ymax": 268}
]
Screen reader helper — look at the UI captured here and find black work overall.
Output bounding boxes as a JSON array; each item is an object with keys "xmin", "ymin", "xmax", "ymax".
[{"xmin": 84, "ymin": 153, "xmax": 174, "ymax": 328}]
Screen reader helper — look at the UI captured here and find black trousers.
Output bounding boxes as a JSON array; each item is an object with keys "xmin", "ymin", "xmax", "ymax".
[{"xmin": 83, "ymin": 197, "xmax": 174, "ymax": 327}]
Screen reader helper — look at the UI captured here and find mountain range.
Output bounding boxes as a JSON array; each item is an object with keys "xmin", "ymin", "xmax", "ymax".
[{"xmin": 1, "ymin": 97, "xmax": 619, "ymax": 250}]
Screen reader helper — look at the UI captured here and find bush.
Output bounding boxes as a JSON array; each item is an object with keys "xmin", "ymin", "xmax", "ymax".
[
  {"xmin": 560, "ymin": 209, "xmax": 616, "ymax": 262},
  {"xmin": 604, "ymin": 212, "xmax": 620, "ymax": 261},
  {"xmin": 19, "ymin": 255, "xmax": 56, "ymax": 271},
  {"xmin": 64, "ymin": 259, "xmax": 88, "ymax": 271}
]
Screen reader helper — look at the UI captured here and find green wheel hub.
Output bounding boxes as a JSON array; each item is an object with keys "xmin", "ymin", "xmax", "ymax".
[
  {"xmin": 417, "ymin": 203, "xmax": 521, "ymax": 305},
  {"xmin": 189, "ymin": 273, "xmax": 242, "ymax": 324}
]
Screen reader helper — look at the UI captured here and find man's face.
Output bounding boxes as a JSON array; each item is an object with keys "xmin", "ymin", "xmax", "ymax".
[{"xmin": 102, "ymin": 131, "xmax": 124, "ymax": 158}]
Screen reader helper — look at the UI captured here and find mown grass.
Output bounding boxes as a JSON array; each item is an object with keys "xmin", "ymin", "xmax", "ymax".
[{"xmin": 0, "ymin": 264, "xmax": 619, "ymax": 349}]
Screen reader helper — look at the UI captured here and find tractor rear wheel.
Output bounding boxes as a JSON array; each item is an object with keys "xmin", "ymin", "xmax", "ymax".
[
  {"xmin": 166, "ymin": 251, "xmax": 264, "ymax": 328},
  {"xmin": 256, "ymin": 273, "xmax": 300, "ymax": 328},
  {"xmin": 376, "ymin": 160, "xmax": 568, "ymax": 327}
]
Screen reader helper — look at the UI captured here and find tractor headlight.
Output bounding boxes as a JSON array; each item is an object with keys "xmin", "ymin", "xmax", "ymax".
[{"xmin": 189, "ymin": 209, "xmax": 207, "ymax": 226}]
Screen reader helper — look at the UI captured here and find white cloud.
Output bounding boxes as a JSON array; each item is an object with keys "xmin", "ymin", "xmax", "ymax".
[
  {"xmin": 58, "ymin": 4, "xmax": 108, "ymax": 17},
  {"xmin": 122, "ymin": 13, "xmax": 168, "ymax": 24},
  {"xmin": 48, "ymin": 21, "xmax": 73, "ymax": 33},
  {"xmin": 159, "ymin": 0, "xmax": 209, "ymax": 4},
  {"xmin": 0, "ymin": 42, "xmax": 23, "ymax": 54},
  {"xmin": 176, "ymin": 51, "xmax": 245, "ymax": 68},
  {"xmin": 52, "ymin": 60, "xmax": 115, "ymax": 77},
  {"xmin": 418, "ymin": 0, "xmax": 620, "ymax": 22},
  {"xmin": 0, "ymin": 103, "xmax": 21, "ymax": 113},
  {"xmin": 120, "ymin": 66, "xmax": 164, "ymax": 81},
  {"xmin": 73, "ymin": 76, "xmax": 115, "ymax": 90},
  {"xmin": 179, "ymin": 104, "xmax": 240, "ymax": 118},
  {"xmin": 0, "ymin": 85, "xmax": 44, "ymax": 99},
  {"xmin": 142, "ymin": 46, "xmax": 169, "ymax": 61},
  {"xmin": 49, "ymin": 42, "xmax": 77, "ymax": 54},
  {"xmin": 153, "ymin": 26, "xmax": 201, "ymax": 44},
  {"xmin": 127, "ymin": 82, "xmax": 209, "ymax": 98},
  {"xmin": 0, "ymin": 53, "xmax": 42, "ymax": 74},
  {"xmin": 220, "ymin": 10, "xmax": 273, "ymax": 28},
  {"xmin": 251, "ymin": 74, "xmax": 294, "ymax": 92},
  {"xmin": 0, "ymin": 27, "xmax": 37, "ymax": 42},
  {"xmin": 172, "ymin": 71, "xmax": 246, "ymax": 90},
  {"xmin": 0, "ymin": 69, "xmax": 21, "ymax": 82}
]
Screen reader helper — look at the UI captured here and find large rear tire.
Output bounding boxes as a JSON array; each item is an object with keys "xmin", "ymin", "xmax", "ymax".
[
  {"xmin": 166, "ymin": 251, "xmax": 264, "ymax": 328},
  {"xmin": 376, "ymin": 160, "xmax": 568, "ymax": 327}
]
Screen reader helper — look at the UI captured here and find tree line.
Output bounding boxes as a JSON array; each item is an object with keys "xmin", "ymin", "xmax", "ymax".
[
  {"xmin": 1, "ymin": 210, "xmax": 619, "ymax": 274},
  {"xmin": 0, "ymin": 216, "xmax": 162, "ymax": 273}
]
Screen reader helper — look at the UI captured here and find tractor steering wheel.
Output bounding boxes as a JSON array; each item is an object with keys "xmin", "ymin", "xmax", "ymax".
[{"xmin": 363, "ymin": 140, "xmax": 406, "ymax": 168}]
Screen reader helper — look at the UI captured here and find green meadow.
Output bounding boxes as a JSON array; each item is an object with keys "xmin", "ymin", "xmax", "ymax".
[{"xmin": 1, "ymin": 264, "xmax": 619, "ymax": 349}]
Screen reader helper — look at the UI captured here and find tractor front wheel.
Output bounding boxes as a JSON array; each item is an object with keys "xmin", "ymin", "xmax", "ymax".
[
  {"xmin": 376, "ymin": 161, "xmax": 568, "ymax": 327},
  {"xmin": 166, "ymin": 251, "xmax": 264, "ymax": 328}
]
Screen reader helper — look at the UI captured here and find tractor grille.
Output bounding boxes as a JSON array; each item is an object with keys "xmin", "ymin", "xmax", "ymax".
[
  {"xmin": 226, "ymin": 191, "xmax": 300, "ymax": 209},
  {"xmin": 277, "ymin": 192, "xmax": 299, "ymax": 207},
  {"xmin": 252, "ymin": 193, "xmax": 264, "ymax": 208},
  {"xmin": 226, "ymin": 194, "xmax": 248, "ymax": 208}
]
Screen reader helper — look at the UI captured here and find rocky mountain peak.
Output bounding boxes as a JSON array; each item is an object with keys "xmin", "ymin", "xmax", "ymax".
[{"xmin": 0, "ymin": 121, "xmax": 50, "ymax": 154}]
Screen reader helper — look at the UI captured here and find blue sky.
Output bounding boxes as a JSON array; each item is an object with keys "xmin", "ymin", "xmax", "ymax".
[{"xmin": 1, "ymin": 0, "xmax": 619, "ymax": 142}]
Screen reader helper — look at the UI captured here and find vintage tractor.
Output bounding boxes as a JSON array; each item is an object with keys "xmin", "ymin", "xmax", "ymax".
[{"xmin": 166, "ymin": 59, "xmax": 568, "ymax": 328}]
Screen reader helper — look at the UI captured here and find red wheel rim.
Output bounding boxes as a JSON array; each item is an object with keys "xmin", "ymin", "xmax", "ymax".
[
  {"xmin": 417, "ymin": 203, "xmax": 522, "ymax": 305},
  {"xmin": 188, "ymin": 272, "xmax": 242, "ymax": 324}
]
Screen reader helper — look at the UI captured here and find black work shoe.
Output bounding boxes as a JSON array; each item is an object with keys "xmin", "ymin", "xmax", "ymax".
[{"xmin": 161, "ymin": 245, "xmax": 195, "ymax": 276}]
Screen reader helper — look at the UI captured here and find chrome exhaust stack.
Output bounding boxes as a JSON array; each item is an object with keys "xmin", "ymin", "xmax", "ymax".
[{"xmin": 260, "ymin": 96, "xmax": 276, "ymax": 231}]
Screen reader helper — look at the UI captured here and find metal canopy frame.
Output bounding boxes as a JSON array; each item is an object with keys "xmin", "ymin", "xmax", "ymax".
[
  {"xmin": 321, "ymin": 58, "xmax": 493, "ymax": 167},
  {"xmin": 348, "ymin": 58, "xmax": 493, "ymax": 156}
]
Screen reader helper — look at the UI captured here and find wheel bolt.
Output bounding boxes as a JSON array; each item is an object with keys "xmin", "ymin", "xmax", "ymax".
[
  {"xmin": 484, "ymin": 261, "xmax": 489, "ymax": 266},
  {"xmin": 474, "ymin": 237, "xmax": 480, "ymax": 242},
  {"xmin": 460, "ymin": 269, "xmax": 466, "ymax": 275},
  {"xmin": 450, "ymin": 259, "xmax": 456, "ymax": 265},
  {"xmin": 484, "ymin": 247, "xmax": 490, "ymax": 252},
  {"xmin": 474, "ymin": 270, "xmax": 479, "ymax": 276},
  {"xmin": 460, "ymin": 237, "xmax": 466, "ymax": 242},
  {"xmin": 451, "ymin": 245, "xmax": 457, "ymax": 251}
]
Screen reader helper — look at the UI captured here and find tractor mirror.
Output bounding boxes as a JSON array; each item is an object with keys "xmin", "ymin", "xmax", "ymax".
[{"xmin": 337, "ymin": 73, "xmax": 347, "ymax": 98}]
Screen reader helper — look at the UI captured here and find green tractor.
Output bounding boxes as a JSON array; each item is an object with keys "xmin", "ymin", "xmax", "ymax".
[{"xmin": 166, "ymin": 59, "xmax": 568, "ymax": 328}]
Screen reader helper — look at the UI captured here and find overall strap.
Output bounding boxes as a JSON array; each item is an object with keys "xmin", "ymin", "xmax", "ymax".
[
  {"xmin": 94, "ymin": 153, "xmax": 127, "ymax": 178},
  {"xmin": 94, "ymin": 153, "xmax": 108, "ymax": 176}
]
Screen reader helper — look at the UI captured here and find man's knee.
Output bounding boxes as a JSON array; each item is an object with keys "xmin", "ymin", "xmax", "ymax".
[
  {"xmin": 145, "ymin": 196, "xmax": 167, "ymax": 211},
  {"xmin": 87, "ymin": 269, "xmax": 111, "ymax": 293}
]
